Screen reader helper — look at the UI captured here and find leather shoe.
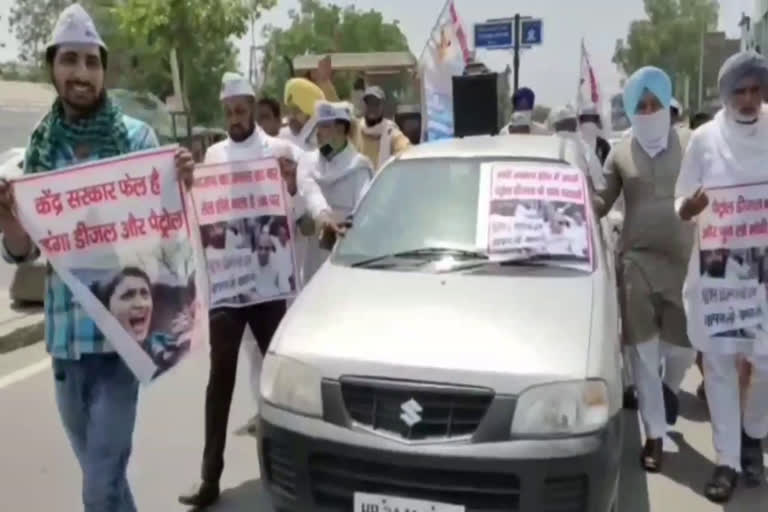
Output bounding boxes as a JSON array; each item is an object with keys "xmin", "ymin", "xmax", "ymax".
[{"xmin": 178, "ymin": 481, "xmax": 220, "ymax": 508}]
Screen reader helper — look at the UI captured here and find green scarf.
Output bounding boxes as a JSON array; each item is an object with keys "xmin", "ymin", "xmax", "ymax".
[{"xmin": 25, "ymin": 95, "xmax": 131, "ymax": 173}]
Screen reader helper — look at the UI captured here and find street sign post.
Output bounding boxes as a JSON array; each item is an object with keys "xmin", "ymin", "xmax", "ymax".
[
  {"xmin": 520, "ymin": 18, "xmax": 543, "ymax": 46},
  {"xmin": 474, "ymin": 15, "xmax": 543, "ymax": 95},
  {"xmin": 474, "ymin": 21, "xmax": 514, "ymax": 50}
]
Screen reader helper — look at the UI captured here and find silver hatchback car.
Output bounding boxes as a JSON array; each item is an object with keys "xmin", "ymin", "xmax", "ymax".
[{"xmin": 259, "ymin": 135, "xmax": 623, "ymax": 512}]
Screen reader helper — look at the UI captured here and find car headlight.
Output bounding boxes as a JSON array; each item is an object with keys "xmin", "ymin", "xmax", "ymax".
[
  {"xmin": 510, "ymin": 380, "xmax": 610, "ymax": 436},
  {"xmin": 260, "ymin": 353, "xmax": 323, "ymax": 417}
]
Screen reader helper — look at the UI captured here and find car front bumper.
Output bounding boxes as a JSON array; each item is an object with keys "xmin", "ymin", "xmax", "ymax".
[{"xmin": 258, "ymin": 402, "xmax": 622, "ymax": 512}]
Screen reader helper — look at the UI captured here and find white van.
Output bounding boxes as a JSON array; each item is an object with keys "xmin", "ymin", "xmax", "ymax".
[{"xmin": 258, "ymin": 135, "xmax": 623, "ymax": 512}]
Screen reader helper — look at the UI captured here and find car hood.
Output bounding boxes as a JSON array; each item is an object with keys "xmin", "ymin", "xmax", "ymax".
[{"xmin": 274, "ymin": 264, "xmax": 595, "ymax": 394}]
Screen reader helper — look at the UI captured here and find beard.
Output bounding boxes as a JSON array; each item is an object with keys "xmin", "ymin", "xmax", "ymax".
[
  {"xmin": 365, "ymin": 115, "xmax": 383, "ymax": 127},
  {"xmin": 55, "ymin": 80, "xmax": 106, "ymax": 119},
  {"xmin": 229, "ymin": 120, "xmax": 256, "ymax": 142}
]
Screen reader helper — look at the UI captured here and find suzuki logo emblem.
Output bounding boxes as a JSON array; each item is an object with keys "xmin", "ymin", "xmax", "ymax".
[{"xmin": 400, "ymin": 398, "xmax": 423, "ymax": 427}]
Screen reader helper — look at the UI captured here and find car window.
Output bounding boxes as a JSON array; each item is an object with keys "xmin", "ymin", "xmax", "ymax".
[
  {"xmin": 335, "ymin": 159, "xmax": 481, "ymax": 263},
  {"xmin": 334, "ymin": 157, "xmax": 597, "ymax": 275}
]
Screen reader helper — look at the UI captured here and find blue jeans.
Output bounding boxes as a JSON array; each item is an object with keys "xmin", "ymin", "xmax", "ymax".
[{"xmin": 53, "ymin": 354, "xmax": 139, "ymax": 512}]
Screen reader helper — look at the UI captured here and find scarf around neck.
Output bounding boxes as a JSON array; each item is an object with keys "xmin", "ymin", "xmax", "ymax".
[{"xmin": 25, "ymin": 95, "xmax": 131, "ymax": 173}]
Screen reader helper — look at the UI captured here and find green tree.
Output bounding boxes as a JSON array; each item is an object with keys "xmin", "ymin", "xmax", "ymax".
[
  {"xmin": 261, "ymin": 0, "xmax": 409, "ymax": 100},
  {"xmin": 613, "ymin": 0, "xmax": 719, "ymax": 101},
  {"xmin": 114, "ymin": 0, "xmax": 273, "ymax": 125}
]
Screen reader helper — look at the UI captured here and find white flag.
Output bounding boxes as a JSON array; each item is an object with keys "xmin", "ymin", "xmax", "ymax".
[{"xmin": 419, "ymin": 0, "xmax": 471, "ymax": 141}]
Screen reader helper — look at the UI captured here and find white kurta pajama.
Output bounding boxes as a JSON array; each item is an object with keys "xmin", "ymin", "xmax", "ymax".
[
  {"xmin": 297, "ymin": 143, "xmax": 374, "ymax": 282},
  {"xmin": 205, "ymin": 127, "xmax": 306, "ymax": 409},
  {"xmin": 675, "ymin": 106, "xmax": 768, "ymax": 471}
]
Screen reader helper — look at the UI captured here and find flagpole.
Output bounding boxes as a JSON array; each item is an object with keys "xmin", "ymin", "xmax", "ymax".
[{"xmin": 419, "ymin": 0, "xmax": 453, "ymax": 62}]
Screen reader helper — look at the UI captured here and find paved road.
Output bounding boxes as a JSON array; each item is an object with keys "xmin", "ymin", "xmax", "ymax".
[
  {"xmin": 0, "ymin": 106, "xmax": 46, "ymax": 153},
  {"xmin": 1, "ymin": 335, "xmax": 767, "ymax": 511}
]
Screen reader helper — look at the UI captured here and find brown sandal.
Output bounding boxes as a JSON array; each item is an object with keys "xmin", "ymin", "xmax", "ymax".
[{"xmin": 640, "ymin": 438, "xmax": 663, "ymax": 473}]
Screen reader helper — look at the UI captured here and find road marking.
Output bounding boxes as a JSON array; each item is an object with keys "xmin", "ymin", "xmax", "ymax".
[{"xmin": 0, "ymin": 358, "xmax": 50, "ymax": 390}]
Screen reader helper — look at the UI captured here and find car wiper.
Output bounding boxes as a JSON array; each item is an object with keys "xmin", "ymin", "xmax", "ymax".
[
  {"xmin": 441, "ymin": 253, "xmax": 587, "ymax": 272},
  {"xmin": 350, "ymin": 247, "xmax": 488, "ymax": 268}
]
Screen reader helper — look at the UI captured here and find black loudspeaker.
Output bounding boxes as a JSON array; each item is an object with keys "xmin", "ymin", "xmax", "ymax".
[{"xmin": 452, "ymin": 73, "xmax": 502, "ymax": 137}]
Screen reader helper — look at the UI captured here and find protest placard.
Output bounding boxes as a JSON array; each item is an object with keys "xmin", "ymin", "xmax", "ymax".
[
  {"xmin": 191, "ymin": 158, "xmax": 298, "ymax": 308},
  {"xmin": 476, "ymin": 162, "xmax": 594, "ymax": 269},
  {"xmin": 691, "ymin": 183, "xmax": 768, "ymax": 340},
  {"xmin": 12, "ymin": 146, "xmax": 208, "ymax": 383}
]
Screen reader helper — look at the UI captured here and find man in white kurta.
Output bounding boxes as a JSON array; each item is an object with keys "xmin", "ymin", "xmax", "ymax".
[
  {"xmin": 676, "ymin": 51, "xmax": 768, "ymax": 503},
  {"xmin": 180, "ymin": 73, "xmax": 304, "ymax": 508},
  {"xmin": 297, "ymin": 101, "xmax": 374, "ymax": 282}
]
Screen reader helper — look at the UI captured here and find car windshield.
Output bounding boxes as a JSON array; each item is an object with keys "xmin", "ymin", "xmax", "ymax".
[{"xmin": 333, "ymin": 158, "xmax": 595, "ymax": 275}]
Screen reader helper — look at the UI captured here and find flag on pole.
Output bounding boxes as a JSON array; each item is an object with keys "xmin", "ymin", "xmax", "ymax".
[
  {"xmin": 419, "ymin": 0, "xmax": 471, "ymax": 141},
  {"xmin": 577, "ymin": 39, "xmax": 611, "ymax": 133}
]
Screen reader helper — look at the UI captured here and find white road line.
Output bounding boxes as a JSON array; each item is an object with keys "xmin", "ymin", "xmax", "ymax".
[{"xmin": 0, "ymin": 358, "xmax": 50, "ymax": 390}]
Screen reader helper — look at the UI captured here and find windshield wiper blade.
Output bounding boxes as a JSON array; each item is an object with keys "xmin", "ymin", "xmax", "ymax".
[
  {"xmin": 350, "ymin": 247, "xmax": 487, "ymax": 268},
  {"xmin": 441, "ymin": 253, "xmax": 587, "ymax": 272}
]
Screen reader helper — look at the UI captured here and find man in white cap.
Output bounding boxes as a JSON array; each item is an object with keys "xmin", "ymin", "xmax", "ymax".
[
  {"xmin": 551, "ymin": 105, "xmax": 605, "ymax": 190},
  {"xmin": 179, "ymin": 72, "xmax": 303, "ymax": 508},
  {"xmin": 353, "ymin": 85, "xmax": 410, "ymax": 172},
  {"xmin": 298, "ymin": 100, "xmax": 374, "ymax": 281},
  {"xmin": 0, "ymin": 4, "xmax": 194, "ymax": 512},
  {"xmin": 578, "ymin": 103, "xmax": 612, "ymax": 165}
]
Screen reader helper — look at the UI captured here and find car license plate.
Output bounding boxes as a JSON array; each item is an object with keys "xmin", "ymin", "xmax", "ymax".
[{"xmin": 353, "ymin": 493, "xmax": 465, "ymax": 512}]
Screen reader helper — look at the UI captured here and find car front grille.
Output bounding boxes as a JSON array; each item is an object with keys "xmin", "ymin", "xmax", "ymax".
[
  {"xmin": 309, "ymin": 452, "xmax": 521, "ymax": 511},
  {"xmin": 540, "ymin": 476, "xmax": 588, "ymax": 512},
  {"xmin": 340, "ymin": 378, "xmax": 494, "ymax": 441},
  {"xmin": 262, "ymin": 440, "xmax": 297, "ymax": 501}
]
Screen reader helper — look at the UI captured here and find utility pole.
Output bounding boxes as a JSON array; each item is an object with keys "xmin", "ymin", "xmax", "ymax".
[
  {"xmin": 248, "ymin": 15, "xmax": 257, "ymax": 85},
  {"xmin": 698, "ymin": 29, "xmax": 705, "ymax": 110},
  {"xmin": 513, "ymin": 13, "xmax": 521, "ymax": 95}
]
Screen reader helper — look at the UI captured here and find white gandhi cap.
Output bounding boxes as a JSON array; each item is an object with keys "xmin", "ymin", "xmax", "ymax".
[
  {"xmin": 220, "ymin": 72, "xmax": 255, "ymax": 100},
  {"xmin": 47, "ymin": 3, "xmax": 106, "ymax": 52},
  {"xmin": 315, "ymin": 101, "xmax": 353, "ymax": 123}
]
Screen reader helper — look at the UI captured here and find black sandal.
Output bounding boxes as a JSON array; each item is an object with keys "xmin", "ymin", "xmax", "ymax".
[
  {"xmin": 742, "ymin": 431, "xmax": 765, "ymax": 488},
  {"xmin": 705, "ymin": 465, "xmax": 738, "ymax": 503},
  {"xmin": 640, "ymin": 438, "xmax": 663, "ymax": 473}
]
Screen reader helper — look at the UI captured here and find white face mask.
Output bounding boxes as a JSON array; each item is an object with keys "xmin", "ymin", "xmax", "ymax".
[
  {"xmin": 515, "ymin": 110, "xmax": 533, "ymax": 124},
  {"xmin": 632, "ymin": 108, "xmax": 671, "ymax": 158}
]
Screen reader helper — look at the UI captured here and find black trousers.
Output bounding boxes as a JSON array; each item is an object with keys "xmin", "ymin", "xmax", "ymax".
[{"xmin": 201, "ymin": 300, "xmax": 286, "ymax": 483}]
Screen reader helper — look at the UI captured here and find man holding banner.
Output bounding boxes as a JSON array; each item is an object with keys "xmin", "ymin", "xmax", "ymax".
[
  {"xmin": 676, "ymin": 51, "xmax": 768, "ymax": 504},
  {"xmin": 179, "ymin": 72, "xmax": 303, "ymax": 509},
  {"xmin": 0, "ymin": 4, "xmax": 195, "ymax": 512}
]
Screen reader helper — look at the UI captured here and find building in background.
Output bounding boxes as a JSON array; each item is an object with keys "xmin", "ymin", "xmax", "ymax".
[
  {"xmin": 749, "ymin": 0, "xmax": 768, "ymax": 53},
  {"xmin": 698, "ymin": 31, "xmax": 741, "ymax": 113}
]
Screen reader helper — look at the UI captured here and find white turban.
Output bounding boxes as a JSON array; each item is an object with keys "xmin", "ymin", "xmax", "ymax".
[{"xmin": 718, "ymin": 51, "xmax": 768, "ymax": 102}]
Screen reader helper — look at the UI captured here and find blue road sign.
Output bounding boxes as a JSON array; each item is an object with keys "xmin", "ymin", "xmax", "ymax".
[
  {"xmin": 520, "ymin": 18, "xmax": 543, "ymax": 45},
  {"xmin": 474, "ymin": 21, "xmax": 514, "ymax": 50}
]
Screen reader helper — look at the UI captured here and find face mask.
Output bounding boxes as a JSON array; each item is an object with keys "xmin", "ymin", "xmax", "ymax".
[
  {"xmin": 319, "ymin": 143, "xmax": 335, "ymax": 158},
  {"xmin": 515, "ymin": 110, "xmax": 533, "ymax": 124},
  {"xmin": 632, "ymin": 108, "xmax": 671, "ymax": 158}
]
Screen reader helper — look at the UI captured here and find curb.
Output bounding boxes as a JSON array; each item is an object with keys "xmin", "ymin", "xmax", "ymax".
[{"xmin": 0, "ymin": 304, "xmax": 45, "ymax": 355}]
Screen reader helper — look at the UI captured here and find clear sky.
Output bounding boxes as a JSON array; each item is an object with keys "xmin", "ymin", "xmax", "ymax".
[{"xmin": 0, "ymin": 0, "xmax": 754, "ymax": 106}]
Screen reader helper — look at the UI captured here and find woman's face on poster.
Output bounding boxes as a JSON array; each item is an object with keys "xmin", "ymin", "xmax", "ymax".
[{"xmin": 109, "ymin": 276, "xmax": 153, "ymax": 343}]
